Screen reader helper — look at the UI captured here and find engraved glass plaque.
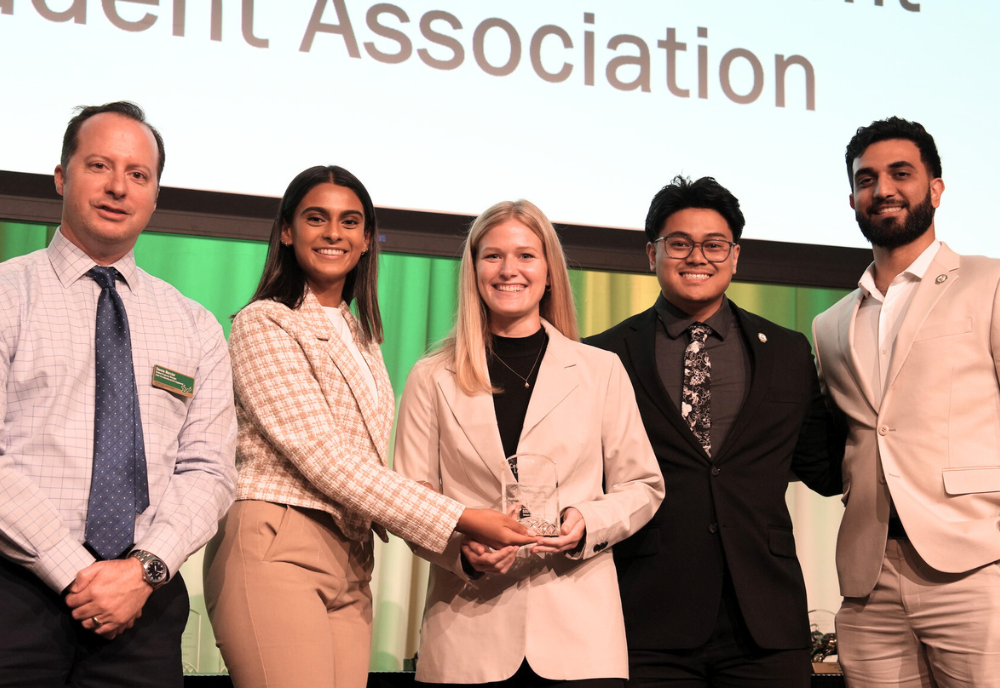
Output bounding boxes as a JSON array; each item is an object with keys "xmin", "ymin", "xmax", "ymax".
[{"xmin": 501, "ymin": 453, "xmax": 560, "ymax": 537}]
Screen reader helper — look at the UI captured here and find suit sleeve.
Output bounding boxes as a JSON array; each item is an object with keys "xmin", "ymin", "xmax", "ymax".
[
  {"xmin": 230, "ymin": 307, "xmax": 464, "ymax": 554},
  {"xmin": 790, "ymin": 331, "xmax": 845, "ymax": 497},
  {"xmin": 566, "ymin": 355, "xmax": 665, "ymax": 559},
  {"xmin": 392, "ymin": 359, "xmax": 475, "ymax": 580}
]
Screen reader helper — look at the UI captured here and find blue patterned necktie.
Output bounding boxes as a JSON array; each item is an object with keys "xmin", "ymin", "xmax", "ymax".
[
  {"xmin": 682, "ymin": 323, "xmax": 712, "ymax": 455},
  {"xmin": 85, "ymin": 266, "xmax": 149, "ymax": 560}
]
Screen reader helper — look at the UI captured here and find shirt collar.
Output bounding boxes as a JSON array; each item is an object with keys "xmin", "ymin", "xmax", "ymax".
[
  {"xmin": 47, "ymin": 227, "xmax": 139, "ymax": 291},
  {"xmin": 654, "ymin": 293, "xmax": 733, "ymax": 340},
  {"xmin": 858, "ymin": 240, "xmax": 941, "ymax": 300}
]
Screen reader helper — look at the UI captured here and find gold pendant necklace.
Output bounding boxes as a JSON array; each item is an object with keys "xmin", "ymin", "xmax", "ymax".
[{"xmin": 492, "ymin": 340, "xmax": 545, "ymax": 388}]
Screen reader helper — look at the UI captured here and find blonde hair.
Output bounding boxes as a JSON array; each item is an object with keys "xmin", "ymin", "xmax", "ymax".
[{"xmin": 437, "ymin": 199, "xmax": 579, "ymax": 395}]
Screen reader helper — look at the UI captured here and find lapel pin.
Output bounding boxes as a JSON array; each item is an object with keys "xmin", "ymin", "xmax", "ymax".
[
  {"xmin": 935, "ymin": 274, "xmax": 948, "ymax": 284},
  {"xmin": 758, "ymin": 333, "xmax": 767, "ymax": 343}
]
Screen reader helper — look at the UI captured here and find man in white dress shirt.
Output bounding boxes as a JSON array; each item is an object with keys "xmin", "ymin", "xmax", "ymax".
[
  {"xmin": 0, "ymin": 102, "xmax": 236, "ymax": 687},
  {"xmin": 813, "ymin": 117, "xmax": 1000, "ymax": 687}
]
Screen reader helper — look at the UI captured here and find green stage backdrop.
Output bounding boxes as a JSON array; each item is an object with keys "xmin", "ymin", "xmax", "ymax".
[{"xmin": 0, "ymin": 221, "xmax": 850, "ymax": 673}]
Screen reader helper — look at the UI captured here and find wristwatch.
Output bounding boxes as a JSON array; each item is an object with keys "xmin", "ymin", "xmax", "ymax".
[{"xmin": 128, "ymin": 549, "xmax": 169, "ymax": 590}]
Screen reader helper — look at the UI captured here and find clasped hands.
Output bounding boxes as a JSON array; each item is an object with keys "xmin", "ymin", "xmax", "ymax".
[
  {"xmin": 459, "ymin": 507, "xmax": 586, "ymax": 575},
  {"xmin": 64, "ymin": 558, "xmax": 153, "ymax": 639}
]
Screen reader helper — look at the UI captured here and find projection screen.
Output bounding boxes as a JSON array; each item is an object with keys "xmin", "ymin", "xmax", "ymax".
[{"xmin": 1, "ymin": 1, "xmax": 996, "ymax": 256}]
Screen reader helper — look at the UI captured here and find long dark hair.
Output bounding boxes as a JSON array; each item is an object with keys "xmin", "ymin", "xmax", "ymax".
[{"xmin": 247, "ymin": 165, "xmax": 383, "ymax": 344}]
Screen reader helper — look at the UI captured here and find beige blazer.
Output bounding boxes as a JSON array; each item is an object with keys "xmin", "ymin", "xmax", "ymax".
[
  {"xmin": 394, "ymin": 321, "xmax": 664, "ymax": 683},
  {"xmin": 813, "ymin": 243, "xmax": 1000, "ymax": 598},
  {"xmin": 229, "ymin": 291, "xmax": 463, "ymax": 554}
]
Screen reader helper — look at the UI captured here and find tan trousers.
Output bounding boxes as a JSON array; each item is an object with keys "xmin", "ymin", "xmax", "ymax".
[
  {"xmin": 837, "ymin": 538, "xmax": 1000, "ymax": 688},
  {"xmin": 204, "ymin": 500, "xmax": 374, "ymax": 688}
]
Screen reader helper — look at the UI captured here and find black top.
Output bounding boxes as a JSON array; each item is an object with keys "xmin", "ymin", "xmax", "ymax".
[
  {"xmin": 653, "ymin": 294, "xmax": 749, "ymax": 455},
  {"xmin": 487, "ymin": 328, "xmax": 548, "ymax": 463}
]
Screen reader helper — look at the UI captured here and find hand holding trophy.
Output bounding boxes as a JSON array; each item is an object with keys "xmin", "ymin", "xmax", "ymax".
[
  {"xmin": 531, "ymin": 507, "xmax": 586, "ymax": 554},
  {"xmin": 502, "ymin": 453, "xmax": 561, "ymax": 537},
  {"xmin": 501, "ymin": 454, "xmax": 587, "ymax": 554}
]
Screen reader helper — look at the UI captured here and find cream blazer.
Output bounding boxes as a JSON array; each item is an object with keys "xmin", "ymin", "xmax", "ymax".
[
  {"xmin": 229, "ymin": 291, "xmax": 463, "ymax": 553},
  {"xmin": 394, "ymin": 321, "xmax": 664, "ymax": 683},
  {"xmin": 813, "ymin": 243, "xmax": 1000, "ymax": 598}
]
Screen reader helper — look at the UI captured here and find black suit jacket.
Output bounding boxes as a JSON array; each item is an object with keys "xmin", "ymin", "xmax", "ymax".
[{"xmin": 586, "ymin": 301, "xmax": 843, "ymax": 651}]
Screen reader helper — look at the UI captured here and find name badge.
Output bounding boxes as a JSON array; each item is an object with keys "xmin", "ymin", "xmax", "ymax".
[{"xmin": 152, "ymin": 364, "xmax": 194, "ymax": 398}]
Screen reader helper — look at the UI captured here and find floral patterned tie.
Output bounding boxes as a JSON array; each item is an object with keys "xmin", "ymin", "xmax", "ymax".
[{"xmin": 681, "ymin": 323, "xmax": 712, "ymax": 455}]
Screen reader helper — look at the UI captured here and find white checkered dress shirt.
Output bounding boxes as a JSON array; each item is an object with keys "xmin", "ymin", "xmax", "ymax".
[{"xmin": 0, "ymin": 229, "xmax": 237, "ymax": 592}]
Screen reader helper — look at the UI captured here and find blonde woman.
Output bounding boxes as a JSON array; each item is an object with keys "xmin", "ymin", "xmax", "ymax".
[
  {"xmin": 204, "ymin": 168, "xmax": 535, "ymax": 688},
  {"xmin": 394, "ymin": 200, "xmax": 665, "ymax": 687}
]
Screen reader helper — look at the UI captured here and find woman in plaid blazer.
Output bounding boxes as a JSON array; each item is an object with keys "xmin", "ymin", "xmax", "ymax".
[
  {"xmin": 204, "ymin": 167, "xmax": 536, "ymax": 688},
  {"xmin": 394, "ymin": 200, "xmax": 665, "ymax": 687}
]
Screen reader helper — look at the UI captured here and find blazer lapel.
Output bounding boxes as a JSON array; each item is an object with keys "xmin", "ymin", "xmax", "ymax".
[
  {"xmin": 624, "ymin": 308, "xmax": 708, "ymax": 459},
  {"xmin": 519, "ymin": 322, "xmax": 579, "ymax": 442},
  {"xmin": 884, "ymin": 243, "xmax": 960, "ymax": 395},
  {"xmin": 438, "ymin": 362, "xmax": 508, "ymax": 487},
  {"xmin": 301, "ymin": 293, "xmax": 387, "ymax": 463},
  {"xmin": 840, "ymin": 291, "xmax": 878, "ymax": 413},
  {"xmin": 341, "ymin": 303, "xmax": 394, "ymax": 462},
  {"xmin": 714, "ymin": 305, "xmax": 771, "ymax": 460}
]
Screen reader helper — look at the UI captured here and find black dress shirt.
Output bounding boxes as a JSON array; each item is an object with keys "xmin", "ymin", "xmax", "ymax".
[{"xmin": 653, "ymin": 295, "xmax": 749, "ymax": 454}]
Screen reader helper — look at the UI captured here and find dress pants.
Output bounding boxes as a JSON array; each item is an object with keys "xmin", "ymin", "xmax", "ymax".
[
  {"xmin": 419, "ymin": 658, "xmax": 625, "ymax": 688},
  {"xmin": 837, "ymin": 537, "xmax": 1000, "ymax": 688},
  {"xmin": 204, "ymin": 500, "xmax": 375, "ymax": 688},
  {"xmin": 627, "ymin": 571, "xmax": 811, "ymax": 687},
  {"xmin": 0, "ymin": 555, "xmax": 189, "ymax": 688}
]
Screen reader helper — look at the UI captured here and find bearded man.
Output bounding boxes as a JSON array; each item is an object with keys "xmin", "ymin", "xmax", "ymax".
[{"xmin": 813, "ymin": 117, "xmax": 1000, "ymax": 688}]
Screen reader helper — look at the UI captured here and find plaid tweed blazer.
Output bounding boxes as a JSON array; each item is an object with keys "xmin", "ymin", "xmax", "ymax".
[{"xmin": 229, "ymin": 291, "xmax": 463, "ymax": 553}]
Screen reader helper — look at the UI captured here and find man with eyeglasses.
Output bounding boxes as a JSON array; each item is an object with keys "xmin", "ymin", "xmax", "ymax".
[{"xmin": 587, "ymin": 175, "xmax": 843, "ymax": 687}]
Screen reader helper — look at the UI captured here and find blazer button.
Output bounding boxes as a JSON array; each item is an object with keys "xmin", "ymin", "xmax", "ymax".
[
  {"xmin": 708, "ymin": 523, "xmax": 718, "ymax": 534},
  {"xmin": 878, "ymin": 425, "xmax": 889, "ymax": 436},
  {"xmin": 711, "ymin": 466, "xmax": 721, "ymax": 476}
]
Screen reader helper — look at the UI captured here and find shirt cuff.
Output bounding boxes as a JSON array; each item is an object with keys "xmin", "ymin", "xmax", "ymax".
[{"xmin": 29, "ymin": 535, "xmax": 97, "ymax": 593}]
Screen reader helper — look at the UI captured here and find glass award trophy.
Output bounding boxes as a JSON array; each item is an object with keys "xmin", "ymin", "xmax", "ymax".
[{"xmin": 501, "ymin": 453, "xmax": 560, "ymax": 537}]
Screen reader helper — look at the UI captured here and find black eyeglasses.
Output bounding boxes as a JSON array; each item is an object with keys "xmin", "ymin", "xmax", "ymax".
[{"xmin": 652, "ymin": 236, "xmax": 737, "ymax": 263}]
